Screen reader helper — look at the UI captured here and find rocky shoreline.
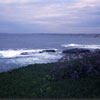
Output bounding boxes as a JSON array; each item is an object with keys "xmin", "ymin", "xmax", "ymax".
[
  {"xmin": 21, "ymin": 49, "xmax": 56, "ymax": 55},
  {"xmin": 21, "ymin": 48, "xmax": 98, "ymax": 64},
  {"xmin": 47, "ymin": 48, "xmax": 100, "ymax": 80},
  {"xmin": 59, "ymin": 48, "xmax": 91, "ymax": 62}
]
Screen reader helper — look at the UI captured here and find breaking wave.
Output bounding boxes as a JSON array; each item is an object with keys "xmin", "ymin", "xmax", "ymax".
[
  {"xmin": 62, "ymin": 43, "xmax": 100, "ymax": 49},
  {"xmin": 0, "ymin": 48, "xmax": 62, "ymax": 72},
  {"xmin": 0, "ymin": 49, "xmax": 58, "ymax": 58}
]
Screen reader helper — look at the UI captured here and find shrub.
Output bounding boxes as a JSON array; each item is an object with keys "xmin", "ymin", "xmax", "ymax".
[{"xmin": 47, "ymin": 49, "xmax": 100, "ymax": 81}]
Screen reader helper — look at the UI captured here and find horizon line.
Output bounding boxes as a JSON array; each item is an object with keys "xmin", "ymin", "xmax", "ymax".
[{"xmin": 0, "ymin": 33, "xmax": 100, "ymax": 35}]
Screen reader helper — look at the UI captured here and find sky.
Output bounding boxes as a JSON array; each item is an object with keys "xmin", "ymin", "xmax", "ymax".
[{"xmin": 0, "ymin": 0, "xmax": 100, "ymax": 34}]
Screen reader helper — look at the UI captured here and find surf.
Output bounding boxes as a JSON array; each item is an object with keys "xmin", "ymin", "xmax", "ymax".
[{"xmin": 62, "ymin": 43, "xmax": 100, "ymax": 49}]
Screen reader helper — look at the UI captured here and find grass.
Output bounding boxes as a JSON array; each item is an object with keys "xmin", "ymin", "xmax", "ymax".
[{"xmin": 0, "ymin": 62, "xmax": 100, "ymax": 98}]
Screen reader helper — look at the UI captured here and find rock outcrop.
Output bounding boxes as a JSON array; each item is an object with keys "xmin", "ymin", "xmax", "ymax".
[
  {"xmin": 62, "ymin": 48, "xmax": 90, "ymax": 54},
  {"xmin": 39, "ymin": 50, "xmax": 56, "ymax": 53}
]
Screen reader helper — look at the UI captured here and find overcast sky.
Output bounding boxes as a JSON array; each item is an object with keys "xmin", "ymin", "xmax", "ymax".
[{"xmin": 0, "ymin": 0, "xmax": 100, "ymax": 34}]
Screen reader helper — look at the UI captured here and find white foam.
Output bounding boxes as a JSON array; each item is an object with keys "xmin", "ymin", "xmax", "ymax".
[
  {"xmin": 11, "ymin": 53, "xmax": 62, "ymax": 65},
  {"xmin": 0, "ymin": 50, "xmax": 21, "ymax": 58},
  {"xmin": 0, "ymin": 48, "xmax": 58, "ymax": 58},
  {"xmin": 62, "ymin": 43, "xmax": 100, "ymax": 49},
  {"xmin": 0, "ymin": 52, "xmax": 63, "ymax": 73},
  {"xmin": 0, "ymin": 49, "xmax": 62, "ymax": 72}
]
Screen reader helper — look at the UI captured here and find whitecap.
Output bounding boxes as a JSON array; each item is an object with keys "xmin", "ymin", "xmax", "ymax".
[{"xmin": 62, "ymin": 43, "xmax": 100, "ymax": 49}]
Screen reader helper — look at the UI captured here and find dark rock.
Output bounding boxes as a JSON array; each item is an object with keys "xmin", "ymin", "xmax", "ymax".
[
  {"xmin": 39, "ymin": 50, "xmax": 56, "ymax": 53},
  {"xmin": 62, "ymin": 48, "xmax": 90, "ymax": 54},
  {"xmin": 21, "ymin": 52, "xmax": 29, "ymax": 55}
]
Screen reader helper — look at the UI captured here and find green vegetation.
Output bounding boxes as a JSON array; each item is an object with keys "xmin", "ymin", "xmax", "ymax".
[{"xmin": 0, "ymin": 62, "xmax": 100, "ymax": 98}]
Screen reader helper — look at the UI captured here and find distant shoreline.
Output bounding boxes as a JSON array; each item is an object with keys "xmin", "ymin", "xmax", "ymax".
[
  {"xmin": 0, "ymin": 33, "xmax": 100, "ymax": 39},
  {"xmin": 0, "ymin": 33, "xmax": 100, "ymax": 35}
]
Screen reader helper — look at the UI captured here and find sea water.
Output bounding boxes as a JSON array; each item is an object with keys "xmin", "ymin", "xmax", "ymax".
[{"xmin": 0, "ymin": 34, "xmax": 100, "ymax": 72}]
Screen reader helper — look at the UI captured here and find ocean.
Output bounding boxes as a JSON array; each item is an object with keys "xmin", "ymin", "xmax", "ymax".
[{"xmin": 0, "ymin": 34, "xmax": 100, "ymax": 72}]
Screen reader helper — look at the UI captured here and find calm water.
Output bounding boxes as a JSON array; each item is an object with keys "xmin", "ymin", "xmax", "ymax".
[{"xmin": 0, "ymin": 34, "xmax": 100, "ymax": 72}]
